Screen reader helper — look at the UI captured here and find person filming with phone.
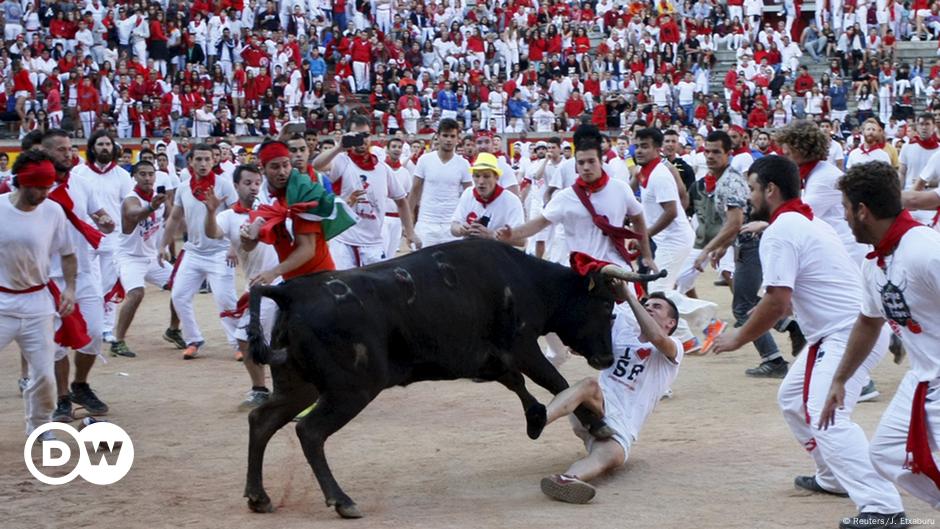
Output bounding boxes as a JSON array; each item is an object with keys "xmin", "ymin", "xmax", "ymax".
[{"xmin": 451, "ymin": 153, "xmax": 525, "ymax": 246}]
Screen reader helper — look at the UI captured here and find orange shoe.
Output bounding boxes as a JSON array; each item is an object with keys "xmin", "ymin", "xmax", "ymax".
[
  {"xmin": 234, "ymin": 349, "xmax": 244, "ymax": 362},
  {"xmin": 182, "ymin": 342, "xmax": 202, "ymax": 360},
  {"xmin": 700, "ymin": 319, "xmax": 728, "ymax": 354}
]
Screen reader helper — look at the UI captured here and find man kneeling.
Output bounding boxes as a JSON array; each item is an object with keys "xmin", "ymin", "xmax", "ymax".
[{"xmin": 540, "ymin": 285, "xmax": 681, "ymax": 504}]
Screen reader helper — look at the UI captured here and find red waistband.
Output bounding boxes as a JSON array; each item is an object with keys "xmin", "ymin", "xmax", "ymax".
[
  {"xmin": 386, "ymin": 212, "xmax": 400, "ymax": 218},
  {"xmin": 0, "ymin": 284, "xmax": 46, "ymax": 294}
]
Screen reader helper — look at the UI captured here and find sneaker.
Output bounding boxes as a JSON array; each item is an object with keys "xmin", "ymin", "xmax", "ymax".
[
  {"xmin": 102, "ymin": 331, "xmax": 117, "ymax": 343},
  {"xmin": 234, "ymin": 349, "xmax": 244, "ymax": 362},
  {"xmin": 889, "ymin": 334, "xmax": 906, "ymax": 365},
  {"xmin": 69, "ymin": 382, "xmax": 109, "ymax": 416},
  {"xmin": 199, "ymin": 280, "xmax": 211, "ymax": 294},
  {"xmin": 110, "ymin": 340, "xmax": 137, "ymax": 358},
  {"xmin": 52, "ymin": 396, "xmax": 74, "ymax": 422},
  {"xmin": 238, "ymin": 389, "xmax": 270, "ymax": 411},
  {"xmin": 682, "ymin": 337, "xmax": 702, "ymax": 355},
  {"xmin": 700, "ymin": 319, "xmax": 727, "ymax": 354},
  {"xmin": 661, "ymin": 388, "xmax": 674, "ymax": 400},
  {"xmin": 18, "ymin": 377, "xmax": 29, "ymax": 394},
  {"xmin": 794, "ymin": 475, "xmax": 849, "ymax": 497},
  {"xmin": 182, "ymin": 342, "xmax": 203, "ymax": 360},
  {"xmin": 858, "ymin": 380, "xmax": 880, "ymax": 403},
  {"xmin": 163, "ymin": 328, "xmax": 186, "ymax": 349},
  {"xmin": 786, "ymin": 321, "xmax": 807, "ymax": 357},
  {"xmin": 745, "ymin": 359, "xmax": 788, "ymax": 378},
  {"xmin": 713, "ymin": 277, "xmax": 729, "ymax": 287},
  {"xmin": 839, "ymin": 511, "xmax": 909, "ymax": 529},
  {"xmin": 540, "ymin": 474, "xmax": 597, "ymax": 504}
]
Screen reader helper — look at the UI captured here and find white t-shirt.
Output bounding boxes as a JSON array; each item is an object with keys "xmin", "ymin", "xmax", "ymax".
[
  {"xmin": 216, "ymin": 208, "xmax": 279, "ymax": 280},
  {"xmin": 384, "ymin": 160, "xmax": 414, "ymax": 213},
  {"xmin": 900, "ymin": 143, "xmax": 938, "ymax": 190},
  {"xmin": 861, "ymin": 226, "xmax": 940, "ymax": 380},
  {"xmin": 414, "ymin": 151, "xmax": 472, "ymax": 224},
  {"xmin": 331, "ymin": 152, "xmax": 407, "ymax": 247},
  {"xmin": 548, "ymin": 157, "xmax": 578, "ymax": 190},
  {"xmin": 451, "ymin": 186, "xmax": 524, "ymax": 231},
  {"xmin": 600, "ymin": 318, "xmax": 683, "ymax": 443},
  {"xmin": 72, "ymin": 163, "xmax": 133, "ymax": 252},
  {"xmin": 761, "ymin": 212, "xmax": 864, "ymax": 342},
  {"xmin": 730, "ymin": 151, "xmax": 754, "ymax": 176},
  {"xmin": 676, "ymin": 81, "xmax": 696, "ymax": 105},
  {"xmin": 640, "ymin": 160, "xmax": 694, "ymax": 247},
  {"xmin": 542, "ymin": 178, "xmax": 644, "ymax": 268},
  {"xmin": 49, "ymin": 175, "xmax": 102, "ymax": 277},
  {"xmin": 495, "ymin": 156, "xmax": 518, "ymax": 189},
  {"xmin": 118, "ymin": 188, "xmax": 165, "ymax": 258},
  {"xmin": 846, "ymin": 146, "xmax": 891, "ymax": 169},
  {"xmin": 802, "ymin": 161, "xmax": 870, "ymax": 263},
  {"xmin": 174, "ymin": 175, "xmax": 238, "ymax": 256},
  {"xmin": 827, "ymin": 140, "xmax": 845, "ymax": 168},
  {"xmin": 918, "ymin": 149, "xmax": 940, "ymax": 187},
  {"xmin": 649, "ymin": 83, "xmax": 671, "ymax": 106},
  {"xmin": 533, "ymin": 109, "xmax": 555, "ymax": 132},
  {"xmin": 0, "ymin": 196, "xmax": 74, "ymax": 317}
]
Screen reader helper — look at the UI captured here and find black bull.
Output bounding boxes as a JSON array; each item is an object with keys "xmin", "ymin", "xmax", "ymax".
[{"xmin": 243, "ymin": 239, "xmax": 664, "ymax": 518}]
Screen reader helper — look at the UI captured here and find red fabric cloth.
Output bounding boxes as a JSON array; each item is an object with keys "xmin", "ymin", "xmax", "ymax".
[
  {"xmin": 704, "ymin": 173, "xmax": 717, "ymax": 193},
  {"xmin": 637, "ymin": 157, "xmax": 661, "ymax": 188},
  {"xmin": 798, "ymin": 160, "xmax": 821, "ymax": 187},
  {"xmin": 865, "ymin": 210, "xmax": 921, "ymax": 269},
  {"xmin": 569, "ymin": 251, "xmax": 614, "ymax": 276},
  {"xmin": 0, "ymin": 283, "xmax": 92, "ymax": 350},
  {"xmin": 802, "ymin": 340, "xmax": 823, "ymax": 424},
  {"xmin": 770, "ymin": 199, "xmax": 814, "ymax": 223},
  {"xmin": 190, "ymin": 172, "xmax": 216, "ymax": 202},
  {"xmin": 911, "ymin": 135, "xmax": 940, "ymax": 150},
  {"xmin": 348, "ymin": 151, "xmax": 379, "ymax": 171},
  {"xmin": 47, "ymin": 177, "xmax": 104, "ymax": 249},
  {"xmin": 905, "ymin": 381, "xmax": 940, "ymax": 492},
  {"xmin": 220, "ymin": 292, "xmax": 250, "ymax": 319},
  {"xmin": 572, "ymin": 172, "xmax": 641, "ymax": 264},
  {"xmin": 473, "ymin": 185, "xmax": 504, "ymax": 206}
]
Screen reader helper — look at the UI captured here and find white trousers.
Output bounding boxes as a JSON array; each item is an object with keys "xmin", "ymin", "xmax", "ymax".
[
  {"xmin": 353, "ymin": 61, "xmax": 370, "ymax": 91},
  {"xmin": 0, "ymin": 313, "xmax": 56, "ymax": 434},
  {"xmin": 650, "ymin": 238, "xmax": 693, "ymax": 292},
  {"xmin": 94, "ymin": 249, "xmax": 118, "ymax": 334},
  {"xmin": 170, "ymin": 251, "xmax": 238, "ymax": 347},
  {"xmin": 382, "ymin": 216, "xmax": 403, "ymax": 260},
  {"xmin": 871, "ymin": 371, "xmax": 940, "ymax": 509},
  {"xmin": 232, "ymin": 291, "xmax": 278, "ymax": 343},
  {"xmin": 328, "ymin": 240, "xmax": 386, "ymax": 270},
  {"xmin": 415, "ymin": 220, "xmax": 457, "ymax": 247},
  {"xmin": 777, "ymin": 328, "xmax": 904, "ymax": 514},
  {"xmin": 80, "ymin": 111, "xmax": 96, "ymax": 140},
  {"xmin": 52, "ymin": 273, "xmax": 103, "ymax": 360}
]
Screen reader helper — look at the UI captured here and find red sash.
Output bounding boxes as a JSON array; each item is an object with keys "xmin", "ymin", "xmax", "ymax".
[
  {"xmin": 904, "ymin": 381, "xmax": 940, "ymax": 491},
  {"xmin": 803, "ymin": 340, "xmax": 823, "ymax": 424},
  {"xmin": 0, "ymin": 282, "xmax": 91, "ymax": 349},
  {"xmin": 571, "ymin": 175, "xmax": 640, "ymax": 264}
]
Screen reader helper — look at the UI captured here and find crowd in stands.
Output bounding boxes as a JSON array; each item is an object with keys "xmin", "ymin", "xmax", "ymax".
[{"xmin": 0, "ymin": 0, "xmax": 939, "ymax": 151}]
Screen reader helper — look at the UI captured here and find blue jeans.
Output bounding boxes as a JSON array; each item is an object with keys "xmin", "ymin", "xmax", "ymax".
[{"xmin": 733, "ymin": 238, "xmax": 781, "ymax": 362}]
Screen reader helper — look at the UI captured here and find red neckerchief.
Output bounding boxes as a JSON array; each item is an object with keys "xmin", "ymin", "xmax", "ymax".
[
  {"xmin": 135, "ymin": 185, "xmax": 156, "ymax": 222},
  {"xmin": 638, "ymin": 157, "xmax": 661, "ymax": 188},
  {"xmin": 231, "ymin": 202, "xmax": 253, "ymax": 215},
  {"xmin": 911, "ymin": 135, "xmax": 940, "ymax": 150},
  {"xmin": 86, "ymin": 161, "xmax": 117, "ymax": 174},
  {"xmin": 770, "ymin": 198, "xmax": 814, "ymax": 223},
  {"xmin": 859, "ymin": 142, "xmax": 886, "ymax": 155},
  {"xmin": 797, "ymin": 160, "xmax": 821, "ymax": 187},
  {"xmin": 604, "ymin": 150, "xmax": 617, "ymax": 162},
  {"xmin": 865, "ymin": 209, "xmax": 921, "ymax": 269},
  {"xmin": 348, "ymin": 150, "xmax": 378, "ymax": 171},
  {"xmin": 47, "ymin": 173, "xmax": 104, "ymax": 249},
  {"xmin": 905, "ymin": 382, "xmax": 940, "ymax": 492},
  {"xmin": 732, "ymin": 145, "xmax": 749, "ymax": 156},
  {"xmin": 574, "ymin": 171, "xmax": 610, "ymax": 194},
  {"xmin": 190, "ymin": 171, "xmax": 216, "ymax": 201},
  {"xmin": 704, "ymin": 173, "xmax": 717, "ymax": 193},
  {"xmin": 386, "ymin": 157, "xmax": 402, "ymax": 170},
  {"xmin": 473, "ymin": 185, "xmax": 504, "ymax": 206},
  {"xmin": 410, "ymin": 152, "xmax": 422, "ymax": 165},
  {"xmin": 212, "ymin": 164, "xmax": 224, "ymax": 175}
]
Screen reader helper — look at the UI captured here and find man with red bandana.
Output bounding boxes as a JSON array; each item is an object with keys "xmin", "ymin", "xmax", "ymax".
[
  {"xmin": 713, "ymin": 157, "xmax": 907, "ymax": 529},
  {"xmin": 0, "ymin": 150, "xmax": 77, "ymax": 437}
]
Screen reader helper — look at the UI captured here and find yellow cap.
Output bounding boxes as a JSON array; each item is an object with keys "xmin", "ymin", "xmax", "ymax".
[{"xmin": 470, "ymin": 152, "xmax": 502, "ymax": 177}]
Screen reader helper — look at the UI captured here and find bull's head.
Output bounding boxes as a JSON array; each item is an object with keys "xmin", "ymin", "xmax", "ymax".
[{"xmin": 553, "ymin": 263, "xmax": 667, "ymax": 370}]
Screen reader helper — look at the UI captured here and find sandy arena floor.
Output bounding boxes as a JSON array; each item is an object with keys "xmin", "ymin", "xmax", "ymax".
[{"xmin": 1, "ymin": 268, "xmax": 936, "ymax": 529}]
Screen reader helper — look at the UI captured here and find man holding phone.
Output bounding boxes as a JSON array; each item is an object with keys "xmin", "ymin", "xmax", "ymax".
[
  {"xmin": 110, "ymin": 160, "xmax": 182, "ymax": 358},
  {"xmin": 451, "ymin": 153, "xmax": 525, "ymax": 246},
  {"xmin": 312, "ymin": 115, "xmax": 420, "ymax": 269}
]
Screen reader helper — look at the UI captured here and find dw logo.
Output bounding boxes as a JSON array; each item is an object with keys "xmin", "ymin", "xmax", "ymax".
[{"xmin": 23, "ymin": 422, "xmax": 134, "ymax": 485}]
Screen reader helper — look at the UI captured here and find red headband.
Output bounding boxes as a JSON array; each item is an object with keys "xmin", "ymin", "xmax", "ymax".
[
  {"xmin": 730, "ymin": 125, "xmax": 747, "ymax": 136},
  {"xmin": 16, "ymin": 160, "xmax": 57, "ymax": 188},
  {"xmin": 259, "ymin": 142, "xmax": 291, "ymax": 167},
  {"xmin": 476, "ymin": 130, "xmax": 493, "ymax": 140}
]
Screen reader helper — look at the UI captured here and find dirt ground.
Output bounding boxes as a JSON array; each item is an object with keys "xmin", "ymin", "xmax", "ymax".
[{"xmin": 1, "ymin": 269, "xmax": 936, "ymax": 529}]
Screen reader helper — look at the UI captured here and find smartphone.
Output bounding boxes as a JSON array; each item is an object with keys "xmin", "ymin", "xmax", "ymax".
[
  {"xmin": 342, "ymin": 133, "xmax": 365, "ymax": 148},
  {"xmin": 478, "ymin": 215, "xmax": 491, "ymax": 227},
  {"xmin": 156, "ymin": 185, "xmax": 166, "ymax": 195}
]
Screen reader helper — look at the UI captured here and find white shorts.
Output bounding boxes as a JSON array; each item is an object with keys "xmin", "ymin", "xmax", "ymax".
[
  {"xmin": 917, "ymin": 8, "xmax": 932, "ymax": 17},
  {"xmin": 328, "ymin": 240, "xmax": 386, "ymax": 270},
  {"xmin": 414, "ymin": 220, "xmax": 458, "ymax": 247},
  {"xmin": 14, "ymin": 90, "xmax": 29, "ymax": 99},
  {"xmin": 674, "ymin": 247, "xmax": 735, "ymax": 294},
  {"xmin": 232, "ymin": 293, "xmax": 278, "ymax": 343},
  {"xmin": 118, "ymin": 255, "xmax": 172, "ymax": 292},
  {"xmin": 567, "ymin": 411, "xmax": 632, "ymax": 462}
]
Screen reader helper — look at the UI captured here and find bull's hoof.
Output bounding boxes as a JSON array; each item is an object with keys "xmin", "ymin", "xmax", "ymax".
[
  {"xmin": 525, "ymin": 403, "xmax": 547, "ymax": 440},
  {"xmin": 246, "ymin": 492, "xmax": 274, "ymax": 513},
  {"xmin": 589, "ymin": 422, "xmax": 616, "ymax": 440},
  {"xmin": 335, "ymin": 502, "xmax": 363, "ymax": 519}
]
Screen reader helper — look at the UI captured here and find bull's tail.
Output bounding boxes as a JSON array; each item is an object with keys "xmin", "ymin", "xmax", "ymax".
[{"xmin": 247, "ymin": 284, "xmax": 290, "ymax": 365}]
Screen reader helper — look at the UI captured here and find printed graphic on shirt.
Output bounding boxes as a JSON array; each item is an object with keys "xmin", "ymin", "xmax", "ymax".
[
  {"xmin": 608, "ymin": 345, "xmax": 652, "ymax": 390},
  {"xmin": 880, "ymin": 278, "xmax": 923, "ymax": 334},
  {"xmin": 355, "ymin": 174, "xmax": 377, "ymax": 221}
]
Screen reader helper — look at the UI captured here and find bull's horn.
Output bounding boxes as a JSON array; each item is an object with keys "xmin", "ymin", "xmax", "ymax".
[{"xmin": 600, "ymin": 264, "xmax": 668, "ymax": 283}]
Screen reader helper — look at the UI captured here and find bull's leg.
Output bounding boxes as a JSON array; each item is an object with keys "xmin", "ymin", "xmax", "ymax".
[
  {"xmin": 294, "ymin": 389, "xmax": 375, "ymax": 519},
  {"xmin": 513, "ymin": 345, "xmax": 615, "ymax": 440},
  {"xmin": 245, "ymin": 364, "xmax": 318, "ymax": 514},
  {"xmin": 495, "ymin": 371, "xmax": 547, "ymax": 440}
]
